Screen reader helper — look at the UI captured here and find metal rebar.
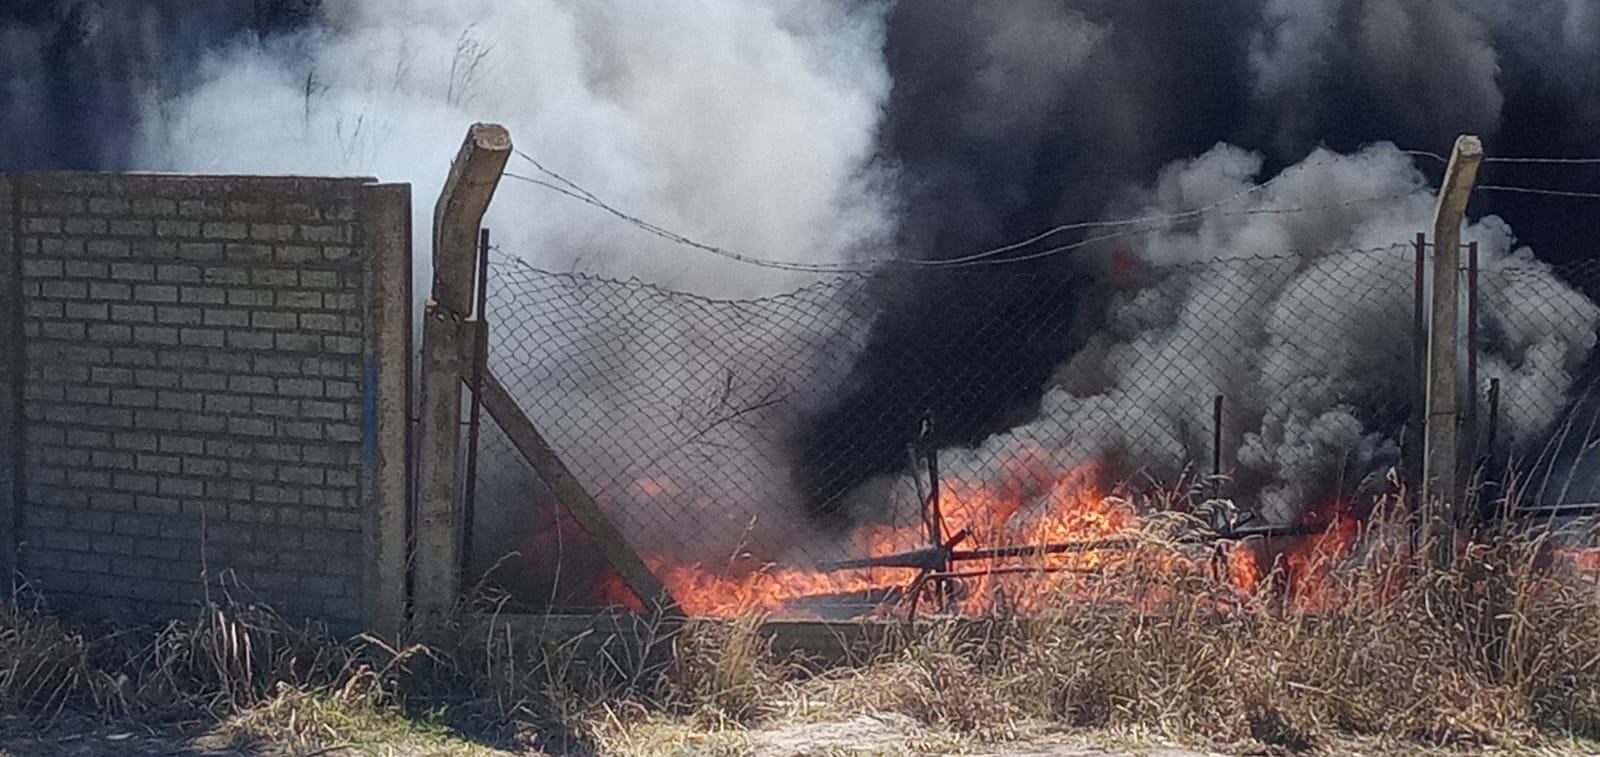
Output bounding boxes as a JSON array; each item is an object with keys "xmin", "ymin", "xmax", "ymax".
[
  {"xmin": 1464, "ymin": 241, "xmax": 1479, "ymax": 501},
  {"xmin": 1212, "ymin": 394, "xmax": 1224, "ymax": 488},
  {"xmin": 949, "ymin": 538, "xmax": 1141, "ymax": 562},
  {"xmin": 821, "ymin": 521, "xmax": 1334, "ymax": 573},
  {"xmin": 1410, "ymin": 232, "xmax": 1428, "ymax": 504},
  {"xmin": 906, "ymin": 442, "xmax": 928, "ymax": 541},
  {"xmin": 1485, "ymin": 378, "xmax": 1501, "ymax": 465},
  {"xmin": 460, "ymin": 227, "xmax": 491, "ymax": 575},
  {"xmin": 923, "ymin": 413, "xmax": 943, "ymax": 547},
  {"xmin": 922, "ymin": 565, "xmax": 1099, "ymax": 580}
]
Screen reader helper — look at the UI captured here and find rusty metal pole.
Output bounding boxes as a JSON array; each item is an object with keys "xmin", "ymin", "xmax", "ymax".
[
  {"xmin": 1212, "ymin": 395, "xmax": 1224, "ymax": 480},
  {"xmin": 1409, "ymin": 232, "xmax": 1428, "ymax": 507},
  {"xmin": 1485, "ymin": 379, "xmax": 1501, "ymax": 469},
  {"xmin": 1209, "ymin": 394, "xmax": 1227, "ymax": 580},
  {"xmin": 1483, "ymin": 378, "xmax": 1502, "ymax": 523},
  {"xmin": 1463, "ymin": 241, "xmax": 1480, "ymax": 504},
  {"xmin": 460, "ymin": 228, "xmax": 491, "ymax": 579}
]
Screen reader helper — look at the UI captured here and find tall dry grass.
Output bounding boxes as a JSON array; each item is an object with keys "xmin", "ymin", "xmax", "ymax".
[
  {"xmin": 774, "ymin": 506, "xmax": 1600, "ymax": 750},
  {"xmin": 1, "ymin": 502, "xmax": 1597, "ymax": 752}
]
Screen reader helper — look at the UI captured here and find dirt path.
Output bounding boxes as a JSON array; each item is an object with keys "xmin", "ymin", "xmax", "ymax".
[{"xmin": 743, "ymin": 715, "xmax": 1220, "ymax": 756}]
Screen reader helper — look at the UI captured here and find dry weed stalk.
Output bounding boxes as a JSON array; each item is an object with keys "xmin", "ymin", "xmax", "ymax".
[{"xmin": 1, "ymin": 498, "xmax": 1597, "ymax": 753}]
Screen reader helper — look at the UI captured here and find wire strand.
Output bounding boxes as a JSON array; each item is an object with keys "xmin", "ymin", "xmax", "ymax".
[
  {"xmin": 1400, "ymin": 149, "xmax": 1449, "ymax": 164},
  {"xmin": 506, "ymin": 149, "xmax": 1414, "ymax": 273},
  {"xmin": 1479, "ymin": 184, "xmax": 1600, "ymax": 200},
  {"xmin": 1483, "ymin": 156, "xmax": 1600, "ymax": 165},
  {"xmin": 486, "ymin": 241, "xmax": 1416, "ymax": 301}
]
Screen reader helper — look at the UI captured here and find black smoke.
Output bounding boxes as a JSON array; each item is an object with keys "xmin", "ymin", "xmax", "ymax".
[
  {"xmin": 0, "ymin": 0, "xmax": 318, "ymax": 171},
  {"xmin": 5, "ymin": 0, "xmax": 1600, "ymax": 521},
  {"xmin": 794, "ymin": 0, "xmax": 1600, "ymax": 520}
]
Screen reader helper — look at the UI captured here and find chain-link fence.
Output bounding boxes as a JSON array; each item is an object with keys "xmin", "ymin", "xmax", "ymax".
[
  {"xmin": 463, "ymin": 243, "xmax": 1600, "ymax": 614},
  {"xmin": 1478, "ymin": 258, "xmax": 1600, "ymax": 515}
]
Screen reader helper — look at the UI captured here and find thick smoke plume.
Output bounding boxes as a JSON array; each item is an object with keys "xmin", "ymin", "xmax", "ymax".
[
  {"xmin": 849, "ymin": 145, "xmax": 1598, "ymax": 533},
  {"xmin": 7, "ymin": 1, "xmax": 1600, "ymax": 580},
  {"xmin": 122, "ymin": 0, "xmax": 900, "ymax": 572},
  {"xmin": 799, "ymin": 0, "xmax": 1600, "ymax": 517},
  {"xmin": 133, "ymin": 0, "xmax": 897, "ymax": 299}
]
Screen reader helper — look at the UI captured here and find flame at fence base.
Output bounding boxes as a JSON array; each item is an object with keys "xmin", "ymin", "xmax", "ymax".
[
  {"xmin": 632, "ymin": 463, "xmax": 1377, "ymax": 618},
  {"xmin": 520, "ymin": 462, "xmax": 1599, "ymax": 618}
]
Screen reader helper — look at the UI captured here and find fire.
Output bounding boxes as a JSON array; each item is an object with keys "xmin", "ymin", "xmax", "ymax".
[
  {"xmin": 1279, "ymin": 503, "xmax": 1363, "ymax": 610},
  {"xmin": 557, "ymin": 459, "xmax": 1379, "ymax": 618},
  {"xmin": 650, "ymin": 559, "xmax": 897, "ymax": 616},
  {"xmin": 645, "ymin": 461, "xmax": 1163, "ymax": 617},
  {"xmin": 1227, "ymin": 541, "xmax": 1263, "ymax": 594},
  {"xmin": 535, "ymin": 466, "xmax": 1600, "ymax": 619},
  {"xmin": 1553, "ymin": 546, "xmax": 1600, "ymax": 575}
]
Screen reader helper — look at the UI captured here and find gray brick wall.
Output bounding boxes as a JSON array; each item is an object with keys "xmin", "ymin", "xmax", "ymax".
[{"xmin": 2, "ymin": 174, "xmax": 410, "ymax": 631}]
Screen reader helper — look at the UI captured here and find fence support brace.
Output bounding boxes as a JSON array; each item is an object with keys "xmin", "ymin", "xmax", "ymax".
[
  {"xmin": 413, "ymin": 124, "xmax": 512, "ymax": 623},
  {"xmin": 1422, "ymin": 134, "xmax": 1483, "ymax": 564},
  {"xmin": 474, "ymin": 371, "xmax": 681, "ymax": 613}
]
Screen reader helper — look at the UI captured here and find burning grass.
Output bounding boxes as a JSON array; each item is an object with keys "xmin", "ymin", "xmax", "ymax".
[{"xmin": 3, "ymin": 510, "xmax": 1600, "ymax": 754}]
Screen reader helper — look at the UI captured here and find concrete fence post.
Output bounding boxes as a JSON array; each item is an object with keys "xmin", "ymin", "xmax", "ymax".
[
  {"xmin": 412, "ymin": 124, "xmax": 511, "ymax": 623},
  {"xmin": 1423, "ymin": 134, "xmax": 1483, "ymax": 566}
]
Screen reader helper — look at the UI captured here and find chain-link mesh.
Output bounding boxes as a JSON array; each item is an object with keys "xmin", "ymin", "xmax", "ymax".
[
  {"xmin": 464, "ymin": 244, "xmax": 1600, "ymax": 614},
  {"xmin": 1476, "ymin": 259, "xmax": 1600, "ymax": 513}
]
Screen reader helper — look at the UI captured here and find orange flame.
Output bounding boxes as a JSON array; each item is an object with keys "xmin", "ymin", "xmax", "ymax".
[
  {"xmin": 644, "ymin": 461, "xmax": 1162, "ymax": 616},
  {"xmin": 540, "ymin": 459, "xmax": 1381, "ymax": 617}
]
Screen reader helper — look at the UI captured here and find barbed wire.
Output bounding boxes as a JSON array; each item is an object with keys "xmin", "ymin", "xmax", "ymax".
[
  {"xmin": 504, "ymin": 145, "xmax": 1600, "ymax": 278},
  {"xmin": 1401, "ymin": 149, "xmax": 1449, "ymax": 163},
  {"xmin": 1479, "ymin": 184, "xmax": 1600, "ymax": 201},
  {"xmin": 1484, "ymin": 156, "xmax": 1600, "ymax": 165},
  {"xmin": 1409, "ymin": 151, "xmax": 1600, "ymax": 166},
  {"xmin": 486, "ymin": 240, "xmax": 1418, "ymax": 304},
  {"xmin": 506, "ymin": 148, "xmax": 1411, "ymax": 274}
]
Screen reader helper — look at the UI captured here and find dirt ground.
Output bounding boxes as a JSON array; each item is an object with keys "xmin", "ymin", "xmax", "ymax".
[
  {"xmin": 0, "ymin": 715, "xmax": 1224, "ymax": 756},
  {"xmin": 3, "ymin": 715, "xmax": 1585, "ymax": 755}
]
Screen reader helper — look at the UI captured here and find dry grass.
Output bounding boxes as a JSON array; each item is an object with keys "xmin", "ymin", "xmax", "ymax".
[
  {"xmin": 2, "ymin": 504, "xmax": 1599, "ymax": 754},
  {"xmin": 0, "ymin": 594, "xmax": 115, "ymax": 724},
  {"xmin": 638, "ymin": 503, "xmax": 1600, "ymax": 752}
]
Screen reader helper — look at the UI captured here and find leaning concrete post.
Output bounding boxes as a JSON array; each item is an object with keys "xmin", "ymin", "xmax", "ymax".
[
  {"xmin": 413, "ymin": 124, "xmax": 511, "ymax": 622},
  {"xmin": 1423, "ymin": 134, "xmax": 1482, "ymax": 567}
]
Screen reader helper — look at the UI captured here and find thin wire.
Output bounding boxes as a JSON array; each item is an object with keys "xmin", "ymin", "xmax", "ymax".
[
  {"xmin": 505, "ymin": 150, "xmax": 1410, "ymax": 273},
  {"xmin": 894, "ymin": 156, "xmax": 1353, "ymax": 267},
  {"xmin": 1401, "ymin": 149, "xmax": 1449, "ymax": 164},
  {"xmin": 1479, "ymin": 184, "xmax": 1600, "ymax": 200},
  {"xmin": 504, "ymin": 169, "xmax": 1402, "ymax": 273},
  {"xmin": 1484, "ymin": 156, "xmax": 1600, "ymax": 165},
  {"xmin": 505, "ymin": 171, "xmax": 852, "ymax": 273},
  {"xmin": 487, "ymin": 240, "xmax": 1416, "ymax": 303},
  {"xmin": 516, "ymin": 146, "xmax": 1295, "ymax": 249}
]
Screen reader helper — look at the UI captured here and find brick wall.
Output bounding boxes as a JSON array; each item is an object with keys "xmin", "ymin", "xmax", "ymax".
[{"xmin": 0, "ymin": 173, "xmax": 410, "ymax": 633}]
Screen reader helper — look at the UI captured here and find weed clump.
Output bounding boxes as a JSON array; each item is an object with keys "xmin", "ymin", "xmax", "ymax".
[{"xmin": 1, "ymin": 506, "xmax": 1597, "ymax": 753}]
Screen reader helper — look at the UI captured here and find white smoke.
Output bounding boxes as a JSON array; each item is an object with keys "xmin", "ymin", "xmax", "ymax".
[
  {"xmin": 134, "ymin": 0, "xmax": 896, "ymax": 299},
  {"xmin": 132, "ymin": 0, "xmax": 898, "ymax": 573},
  {"xmin": 122, "ymin": 0, "xmax": 1600, "ymax": 568},
  {"xmin": 857, "ymin": 143, "xmax": 1600, "ymax": 528}
]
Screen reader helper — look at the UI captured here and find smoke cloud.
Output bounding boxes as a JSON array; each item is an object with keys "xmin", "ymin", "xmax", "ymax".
[
  {"xmin": 133, "ymin": 0, "xmax": 897, "ymax": 300},
  {"xmin": 125, "ymin": 1, "xmax": 903, "ymax": 574},
  {"xmin": 1248, "ymin": 0, "xmax": 1504, "ymax": 159},
  {"xmin": 0, "ymin": 2, "xmax": 312, "ymax": 170},
  {"xmin": 7, "ymin": 0, "xmax": 1600, "ymax": 577},
  {"xmin": 854, "ymin": 144, "xmax": 1599, "ymax": 529},
  {"xmin": 799, "ymin": 0, "xmax": 1600, "ymax": 516}
]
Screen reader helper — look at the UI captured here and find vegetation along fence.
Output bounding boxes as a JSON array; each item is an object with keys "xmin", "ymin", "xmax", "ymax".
[{"xmin": 462, "ymin": 241, "xmax": 1600, "ymax": 619}]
